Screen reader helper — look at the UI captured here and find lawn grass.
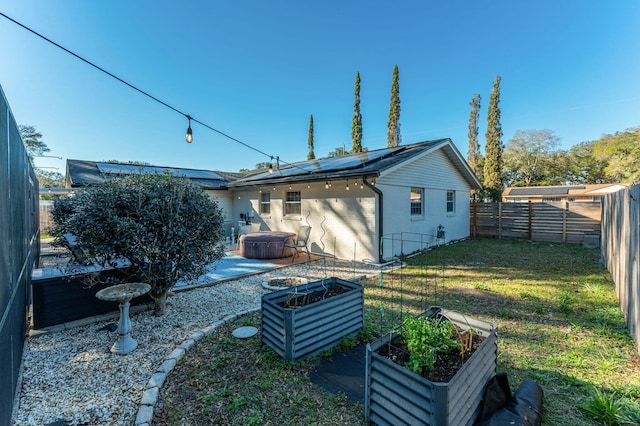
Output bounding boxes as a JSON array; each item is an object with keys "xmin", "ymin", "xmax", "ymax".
[
  {"xmin": 375, "ymin": 239, "xmax": 640, "ymax": 426},
  {"xmin": 155, "ymin": 239, "xmax": 640, "ymax": 425}
]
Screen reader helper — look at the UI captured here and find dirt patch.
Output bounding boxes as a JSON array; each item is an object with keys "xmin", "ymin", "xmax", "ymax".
[{"xmin": 280, "ymin": 283, "xmax": 349, "ymax": 307}]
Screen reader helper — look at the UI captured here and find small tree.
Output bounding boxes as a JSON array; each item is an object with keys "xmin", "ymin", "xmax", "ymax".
[
  {"xmin": 327, "ymin": 145, "xmax": 349, "ymax": 157},
  {"xmin": 51, "ymin": 172, "xmax": 226, "ymax": 315}
]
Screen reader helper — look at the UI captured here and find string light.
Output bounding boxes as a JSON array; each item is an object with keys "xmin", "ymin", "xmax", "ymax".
[
  {"xmin": 0, "ymin": 12, "xmax": 322, "ymax": 176},
  {"xmin": 185, "ymin": 115, "xmax": 193, "ymax": 143},
  {"xmin": 268, "ymin": 157, "xmax": 274, "ymax": 174},
  {"xmin": 325, "ymin": 180, "xmax": 329, "ymax": 189},
  {"xmin": 346, "ymin": 180, "xmax": 350, "ymax": 191}
]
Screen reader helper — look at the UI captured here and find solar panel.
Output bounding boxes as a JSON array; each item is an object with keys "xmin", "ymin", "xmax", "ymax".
[
  {"xmin": 96, "ymin": 163, "xmax": 224, "ymax": 180},
  {"xmin": 508, "ymin": 186, "xmax": 584, "ymax": 196},
  {"xmin": 245, "ymin": 147, "xmax": 397, "ymax": 181}
]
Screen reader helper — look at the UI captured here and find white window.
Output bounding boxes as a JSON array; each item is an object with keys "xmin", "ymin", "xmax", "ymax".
[
  {"xmin": 410, "ymin": 188, "xmax": 423, "ymax": 216},
  {"xmin": 260, "ymin": 192, "xmax": 270, "ymax": 214},
  {"xmin": 446, "ymin": 190, "xmax": 455, "ymax": 213},
  {"xmin": 284, "ymin": 191, "xmax": 301, "ymax": 216}
]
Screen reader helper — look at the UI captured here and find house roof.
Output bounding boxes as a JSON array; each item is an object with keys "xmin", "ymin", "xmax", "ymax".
[
  {"xmin": 228, "ymin": 139, "xmax": 483, "ymax": 190},
  {"xmin": 65, "ymin": 160, "xmax": 237, "ymax": 190},
  {"xmin": 65, "ymin": 139, "xmax": 482, "ymax": 192},
  {"xmin": 503, "ymin": 184, "xmax": 627, "ymax": 198}
]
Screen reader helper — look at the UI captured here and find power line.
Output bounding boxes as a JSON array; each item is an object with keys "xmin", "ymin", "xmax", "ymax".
[{"xmin": 0, "ymin": 11, "xmax": 315, "ymax": 174}]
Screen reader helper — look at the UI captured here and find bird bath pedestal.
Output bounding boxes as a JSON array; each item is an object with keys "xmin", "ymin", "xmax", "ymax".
[{"xmin": 95, "ymin": 282, "xmax": 151, "ymax": 355}]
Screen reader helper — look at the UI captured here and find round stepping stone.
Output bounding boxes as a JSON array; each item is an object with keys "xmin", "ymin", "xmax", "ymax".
[{"xmin": 232, "ymin": 326, "xmax": 258, "ymax": 338}]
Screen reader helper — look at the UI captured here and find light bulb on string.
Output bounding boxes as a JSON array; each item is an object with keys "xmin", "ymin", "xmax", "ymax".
[{"xmin": 185, "ymin": 115, "xmax": 193, "ymax": 143}]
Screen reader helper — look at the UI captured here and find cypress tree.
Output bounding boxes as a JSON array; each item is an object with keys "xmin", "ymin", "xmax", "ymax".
[
  {"xmin": 483, "ymin": 75, "xmax": 504, "ymax": 201},
  {"xmin": 352, "ymin": 72, "xmax": 363, "ymax": 153},
  {"xmin": 387, "ymin": 65, "xmax": 401, "ymax": 147},
  {"xmin": 467, "ymin": 94, "xmax": 482, "ymax": 175},
  {"xmin": 307, "ymin": 114, "xmax": 315, "ymax": 160}
]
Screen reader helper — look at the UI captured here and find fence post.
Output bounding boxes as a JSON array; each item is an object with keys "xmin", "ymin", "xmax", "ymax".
[
  {"xmin": 528, "ymin": 201, "xmax": 533, "ymax": 241},
  {"xmin": 498, "ymin": 202, "xmax": 502, "ymax": 240},
  {"xmin": 471, "ymin": 202, "xmax": 477, "ymax": 238},
  {"xmin": 563, "ymin": 201, "xmax": 568, "ymax": 243}
]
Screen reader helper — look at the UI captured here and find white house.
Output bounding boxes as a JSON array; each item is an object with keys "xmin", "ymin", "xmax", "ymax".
[
  {"xmin": 228, "ymin": 139, "xmax": 481, "ymax": 262},
  {"xmin": 65, "ymin": 139, "xmax": 482, "ymax": 263}
]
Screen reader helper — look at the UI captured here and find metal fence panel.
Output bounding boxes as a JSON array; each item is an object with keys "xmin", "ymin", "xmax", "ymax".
[{"xmin": 0, "ymin": 85, "xmax": 39, "ymax": 424}]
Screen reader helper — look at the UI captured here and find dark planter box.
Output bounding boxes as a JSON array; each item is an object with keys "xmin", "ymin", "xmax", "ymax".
[
  {"xmin": 31, "ymin": 265, "xmax": 151, "ymax": 329},
  {"xmin": 365, "ymin": 308, "xmax": 498, "ymax": 426},
  {"xmin": 261, "ymin": 277, "xmax": 364, "ymax": 361}
]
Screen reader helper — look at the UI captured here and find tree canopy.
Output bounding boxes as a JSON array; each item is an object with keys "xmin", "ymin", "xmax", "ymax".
[
  {"xmin": 592, "ymin": 128, "xmax": 640, "ymax": 183},
  {"xmin": 327, "ymin": 146, "xmax": 349, "ymax": 157},
  {"xmin": 19, "ymin": 124, "xmax": 49, "ymax": 160},
  {"xmin": 503, "ymin": 129, "xmax": 560, "ymax": 186},
  {"xmin": 51, "ymin": 172, "xmax": 226, "ymax": 315}
]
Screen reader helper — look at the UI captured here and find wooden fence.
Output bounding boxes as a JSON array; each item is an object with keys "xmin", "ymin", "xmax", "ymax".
[
  {"xmin": 39, "ymin": 202, "xmax": 54, "ymax": 233},
  {"xmin": 601, "ymin": 185, "xmax": 640, "ymax": 354},
  {"xmin": 470, "ymin": 201, "xmax": 601, "ymax": 244}
]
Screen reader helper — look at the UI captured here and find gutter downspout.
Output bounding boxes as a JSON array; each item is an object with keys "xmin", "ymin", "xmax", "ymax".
[{"xmin": 363, "ymin": 176, "xmax": 383, "ymax": 263}]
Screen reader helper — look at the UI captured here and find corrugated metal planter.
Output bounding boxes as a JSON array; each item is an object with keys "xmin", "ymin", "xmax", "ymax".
[
  {"xmin": 365, "ymin": 308, "xmax": 497, "ymax": 426},
  {"xmin": 261, "ymin": 277, "xmax": 364, "ymax": 361}
]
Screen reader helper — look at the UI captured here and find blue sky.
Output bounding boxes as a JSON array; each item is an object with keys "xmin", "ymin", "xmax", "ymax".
[{"xmin": 1, "ymin": 1, "xmax": 639, "ymax": 174}]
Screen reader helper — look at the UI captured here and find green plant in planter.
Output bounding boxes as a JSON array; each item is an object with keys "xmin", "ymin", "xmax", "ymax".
[{"xmin": 399, "ymin": 316, "xmax": 461, "ymax": 375}]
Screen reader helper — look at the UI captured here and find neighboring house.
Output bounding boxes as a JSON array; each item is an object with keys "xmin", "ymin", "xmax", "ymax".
[
  {"xmin": 63, "ymin": 139, "xmax": 482, "ymax": 263},
  {"xmin": 502, "ymin": 184, "xmax": 627, "ymax": 203}
]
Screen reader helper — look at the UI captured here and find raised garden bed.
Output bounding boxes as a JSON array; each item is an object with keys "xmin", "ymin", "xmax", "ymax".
[
  {"xmin": 31, "ymin": 265, "xmax": 150, "ymax": 329},
  {"xmin": 365, "ymin": 307, "xmax": 497, "ymax": 426},
  {"xmin": 261, "ymin": 277, "xmax": 364, "ymax": 361}
]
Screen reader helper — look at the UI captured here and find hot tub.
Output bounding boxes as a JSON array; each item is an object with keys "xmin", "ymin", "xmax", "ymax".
[{"xmin": 239, "ymin": 231, "xmax": 297, "ymax": 259}]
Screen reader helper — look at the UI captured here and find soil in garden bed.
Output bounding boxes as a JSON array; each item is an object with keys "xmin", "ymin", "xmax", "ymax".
[
  {"xmin": 279, "ymin": 283, "xmax": 349, "ymax": 307},
  {"xmin": 376, "ymin": 327, "xmax": 486, "ymax": 383}
]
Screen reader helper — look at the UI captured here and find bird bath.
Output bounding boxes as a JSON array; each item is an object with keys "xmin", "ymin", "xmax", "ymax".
[{"xmin": 95, "ymin": 282, "xmax": 151, "ymax": 355}]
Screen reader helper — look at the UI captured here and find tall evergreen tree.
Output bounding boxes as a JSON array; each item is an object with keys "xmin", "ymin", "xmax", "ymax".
[
  {"xmin": 307, "ymin": 114, "xmax": 315, "ymax": 160},
  {"xmin": 387, "ymin": 65, "xmax": 401, "ymax": 147},
  {"xmin": 483, "ymin": 75, "xmax": 503, "ymax": 201},
  {"xmin": 351, "ymin": 72, "xmax": 363, "ymax": 153},
  {"xmin": 467, "ymin": 94, "xmax": 482, "ymax": 176}
]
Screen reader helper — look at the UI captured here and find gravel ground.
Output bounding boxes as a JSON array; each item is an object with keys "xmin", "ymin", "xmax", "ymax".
[{"xmin": 12, "ymin": 258, "xmax": 380, "ymax": 425}]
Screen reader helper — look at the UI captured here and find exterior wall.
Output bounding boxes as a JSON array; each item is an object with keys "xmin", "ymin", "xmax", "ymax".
[
  {"xmin": 378, "ymin": 149, "xmax": 472, "ymax": 259},
  {"xmin": 204, "ymin": 190, "xmax": 234, "ymax": 238},
  {"xmin": 238, "ymin": 182, "xmax": 378, "ymax": 261}
]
